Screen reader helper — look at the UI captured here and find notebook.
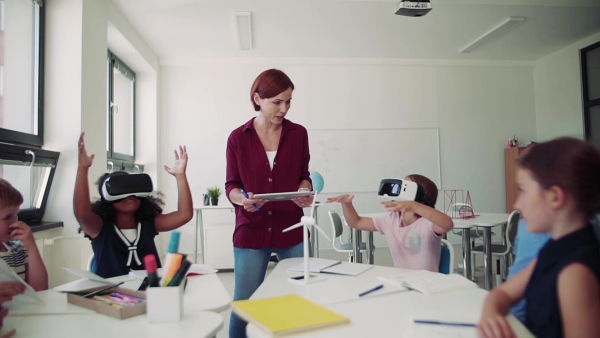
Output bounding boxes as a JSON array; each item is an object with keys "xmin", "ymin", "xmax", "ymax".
[
  {"xmin": 287, "ymin": 258, "xmax": 341, "ymax": 273},
  {"xmin": 377, "ymin": 270, "xmax": 478, "ymax": 295},
  {"xmin": 231, "ymin": 294, "xmax": 350, "ymax": 337}
]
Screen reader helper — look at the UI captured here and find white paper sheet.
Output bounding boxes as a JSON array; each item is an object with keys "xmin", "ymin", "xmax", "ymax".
[{"xmin": 0, "ymin": 257, "xmax": 42, "ymax": 302}]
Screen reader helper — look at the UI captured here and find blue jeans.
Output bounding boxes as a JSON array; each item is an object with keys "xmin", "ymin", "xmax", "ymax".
[{"xmin": 229, "ymin": 242, "xmax": 305, "ymax": 338}]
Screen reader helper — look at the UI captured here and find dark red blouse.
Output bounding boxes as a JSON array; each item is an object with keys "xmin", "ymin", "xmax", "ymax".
[{"xmin": 225, "ymin": 118, "xmax": 311, "ymax": 249}]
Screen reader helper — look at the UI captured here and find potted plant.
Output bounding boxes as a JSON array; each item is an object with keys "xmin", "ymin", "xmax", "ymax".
[{"xmin": 207, "ymin": 186, "xmax": 222, "ymax": 206}]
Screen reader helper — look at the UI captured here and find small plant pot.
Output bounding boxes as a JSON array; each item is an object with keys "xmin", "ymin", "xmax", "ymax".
[{"xmin": 210, "ymin": 198, "xmax": 219, "ymax": 206}]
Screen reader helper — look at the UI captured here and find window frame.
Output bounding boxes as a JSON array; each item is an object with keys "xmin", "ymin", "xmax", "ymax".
[
  {"xmin": 0, "ymin": 0, "xmax": 45, "ymax": 147},
  {"xmin": 107, "ymin": 51, "xmax": 136, "ymax": 163},
  {"xmin": 581, "ymin": 40, "xmax": 600, "ymax": 145}
]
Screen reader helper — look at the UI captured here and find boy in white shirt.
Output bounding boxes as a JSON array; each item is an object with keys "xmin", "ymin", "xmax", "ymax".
[{"xmin": 326, "ymin": 174, "xmax": 453, "ymax": 271}]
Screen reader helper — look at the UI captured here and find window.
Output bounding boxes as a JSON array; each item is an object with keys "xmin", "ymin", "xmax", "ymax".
[
  {"xmin": 0, "ymin": 0, "xmax": 44, "ymax": 146},
  {"xmin": 107, "ymin": 51, "xmax": 138, "ymax": 171},
  {"xmin": 0, "ymin": 0, "xmax": 59, "ymax": 231},
  {"xmin": 582, "ymin": 40, "xmax": 600, "ymax": 147}
]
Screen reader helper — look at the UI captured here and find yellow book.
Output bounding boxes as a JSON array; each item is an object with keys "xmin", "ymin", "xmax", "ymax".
[{"xmin": 232, "ymin": 294, "xmax": 350, "ymax": 337}]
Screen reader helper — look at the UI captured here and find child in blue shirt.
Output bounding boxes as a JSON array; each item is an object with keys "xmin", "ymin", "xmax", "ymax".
[{"xmin": 73, "ymin": 132, "xmax": 193, "ymax": 278}]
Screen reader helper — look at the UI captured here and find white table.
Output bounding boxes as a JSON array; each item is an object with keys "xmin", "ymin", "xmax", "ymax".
[
  {"xmin": 194, "ymin": 205, "xmax": 235, "ymax": 263},
  {"xmin": 452, "ymin": 213, "xmax": 508, "ymax": 290},
  {"xmin": 7, "ymin": 273, "xmax": 231, "ymax": 313},
  {"xmin": 2, "ymin": 311, "xmax": 223, "ymax": 338},
  {"xmin": 246, "ymin": 258, "xmax": 533, "ymax": 338}
]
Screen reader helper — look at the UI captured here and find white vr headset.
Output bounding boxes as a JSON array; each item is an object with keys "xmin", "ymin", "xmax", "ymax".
[
  {"xmin": 377, "ymin": 178, "xmax": 434, "ymax": 208},
  {"xmin": 101, "ymin": 173, "xmax": 154, "ymax": 202}
]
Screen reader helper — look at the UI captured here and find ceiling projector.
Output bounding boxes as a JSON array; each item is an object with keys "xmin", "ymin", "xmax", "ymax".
[{"xmin": 394, "ymin": 0, "xmax": 432, "ymax": 17}]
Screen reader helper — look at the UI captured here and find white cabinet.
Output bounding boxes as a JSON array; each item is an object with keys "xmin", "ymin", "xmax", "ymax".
[{"xmin": 203, "ymin": 223, "xmax": 235, "ymax": 270}]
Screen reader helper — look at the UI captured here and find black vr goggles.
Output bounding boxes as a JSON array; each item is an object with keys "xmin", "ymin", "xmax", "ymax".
[
  {"xmin": 101, "ymin": 173, "xmax": 154, "ymax": 202},
  {"xmin": 377, "ymin": 178, "xmax": 434, "ymax": 208}
]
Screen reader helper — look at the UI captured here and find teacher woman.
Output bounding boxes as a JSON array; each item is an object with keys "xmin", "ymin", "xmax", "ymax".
[{"xmin": 225, "ymin": 69, "xmax": 313, "ymax": 337}]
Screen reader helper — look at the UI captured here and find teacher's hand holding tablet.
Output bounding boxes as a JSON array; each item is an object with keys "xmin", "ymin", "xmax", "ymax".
[
  {"xmin": 291, "ymin": 188, "xmax": 314, "ymax": 208},
  {"xmin": 239, "ymin": 189, "xmax": 266, "ymax": 212}
]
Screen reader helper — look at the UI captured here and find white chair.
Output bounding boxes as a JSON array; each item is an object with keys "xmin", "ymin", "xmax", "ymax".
[
  {"xmin": 328, "ymin": 210, "xmax": 367, "ymax": 262},
  {"xmin": 471, "ymin": 210, "xmax": 520, "ymax": 286},
  {"xmin": 439, "ymin": 238, "xmax": 454, "ymax": 274}
]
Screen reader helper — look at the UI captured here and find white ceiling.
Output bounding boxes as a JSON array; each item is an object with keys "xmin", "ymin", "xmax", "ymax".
[{"xmin": 110, "ymin": 0, "xmax": 600, "ymax": 63}]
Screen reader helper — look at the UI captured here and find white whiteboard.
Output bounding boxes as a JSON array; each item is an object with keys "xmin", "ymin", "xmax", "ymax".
[{"xmin": 308, "ymin": 128, "xmax": 441, "ymax": 193}]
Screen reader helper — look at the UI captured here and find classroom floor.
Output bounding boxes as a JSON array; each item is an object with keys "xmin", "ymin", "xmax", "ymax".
[{"xmin": 213, "ymin": 244, "xmax": 489, "ymax": 337}]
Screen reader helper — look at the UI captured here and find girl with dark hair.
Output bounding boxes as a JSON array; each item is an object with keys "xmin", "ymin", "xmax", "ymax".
[
  {"xmin": 478, "ymin": 137, "xmax": 600, "ymax": 338},
  {"xmin": 74, "ymin": 132, "xmax": 193, "ymax": 278},
  {"xmin": 326, "ymin": 174, "xmax": 453, "ymax": 271},
  {"xmin": 225, "ymin": 69, "xmax": 313, "ymax": 337}
]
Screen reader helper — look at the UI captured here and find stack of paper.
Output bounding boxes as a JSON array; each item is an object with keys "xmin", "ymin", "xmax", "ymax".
[
  {"xmin": 378, "ymin": 270, "xmax": 478, "ymax": 295},
  {"xmin": 232, "ymin": 294, "xmax": 350, "ymax": 337}
]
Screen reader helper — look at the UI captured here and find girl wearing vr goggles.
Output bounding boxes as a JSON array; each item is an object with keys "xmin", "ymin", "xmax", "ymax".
[
  {"xmin": 327, "ymin": 174, "xmax": 453, "ymax": 272},
  {"xmin": 478, "ymin": 137, "xmax": 600, "ymax": 338},
  {"xmin": 74, "ymin": 132, "xmax": 193, "ymax": 278}
]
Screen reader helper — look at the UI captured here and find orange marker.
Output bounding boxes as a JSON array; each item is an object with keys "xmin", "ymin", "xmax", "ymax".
[{"xmin": 162, "ymin": 253, "xmax": 183, "ymax": 286}]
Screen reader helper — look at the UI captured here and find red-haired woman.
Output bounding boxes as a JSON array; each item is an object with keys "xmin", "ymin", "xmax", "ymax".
[{"xmin": 225, "ymin": 69, "xmax": 313, "ymax": 337}]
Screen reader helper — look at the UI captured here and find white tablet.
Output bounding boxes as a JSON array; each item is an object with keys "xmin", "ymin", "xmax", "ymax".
[{"xmin": 253, "ymin": 191, "xmax": 311, "ymax": 201}]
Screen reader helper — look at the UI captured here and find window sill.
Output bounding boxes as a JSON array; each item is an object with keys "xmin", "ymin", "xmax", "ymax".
[{"xmin": 30, "ymin": 221, "xmax": 64, "ymax": 233}]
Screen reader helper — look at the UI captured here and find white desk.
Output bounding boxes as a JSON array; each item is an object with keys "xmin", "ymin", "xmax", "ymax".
[
  {"xmin": 2, "ymin": 311, "xmax": 223, "ymax": 338},
  {"xmin": 452, "ymin": 213, "xmax": 508, "ymax": 290},
  {"xmin": 4, "ymin": 273, "xmax": 231, "ymax": 337},
  {"xmin": 7, "ymin": 273, "xmax": 231, "ymax": 314},
  {"xmin": 246, "ymin": 257, "xmax": 533, "ymax": 338},
  {"xmin": 194, "ymin": 205, "xmax": 235, "ymax": 263}
]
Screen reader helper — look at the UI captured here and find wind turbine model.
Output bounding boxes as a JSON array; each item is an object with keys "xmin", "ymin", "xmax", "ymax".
[{"xmin": 282, "ymin": 191, "xmax": 331, "ymax": 284}]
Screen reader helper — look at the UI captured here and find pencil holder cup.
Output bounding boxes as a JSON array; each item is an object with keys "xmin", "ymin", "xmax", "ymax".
[{"xmin": 146, "ymin": 282, "xmax": 184, "ymax": 322}]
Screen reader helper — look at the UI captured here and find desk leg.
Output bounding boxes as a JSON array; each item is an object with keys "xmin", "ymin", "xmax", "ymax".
[
  {"xmin": 353, "ymin": 228, "xmax": 363, "ymax": 263},
  {"xmin": 462, "ymin": 230, "xmax": 472, "ymax": 280},
  {"xmin": 310, "ymin": 207, "xmax": 319, "ymax": 258},
  {"xmin": 366, "ymin": 232, "xmax": 374, "ymax": 264},
  {"xmin": 196, "ymin": 210, "xmax": 205, "ymax": 264},
  {"xmin": 483, "ymin": 227, "xmax": 492, "ymax": 290}
]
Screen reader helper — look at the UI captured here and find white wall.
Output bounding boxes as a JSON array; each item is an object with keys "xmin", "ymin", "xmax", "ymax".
[
  {"xmin": 36, "ymin": 0, "xmax": 159, "ymax": 287},
  {"xmin": 159, "ymin": 60, "xmax": 537, "ymax": 249},
  {"xmin": 534, "ymin": 31, "xmax": 600, "ymax": 141}
]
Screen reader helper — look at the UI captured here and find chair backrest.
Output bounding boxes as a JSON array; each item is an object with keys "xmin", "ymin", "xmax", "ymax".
[
  {"xmin": 328, "ymin": 210, "xmax": 345, "ymax": 245},
  {"xmin": 87, "ymin": 254, "xmax": 96, "ymax": 273},
  {"xmin": 506, "ymin": 210, "xmax": 521, "ymax": 252},
  {"xmin": 439, "ymin": 238, "xmax": 454, "ymax": 274}
]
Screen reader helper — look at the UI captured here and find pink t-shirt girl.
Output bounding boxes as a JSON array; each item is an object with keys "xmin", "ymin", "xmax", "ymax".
[{"xmin": 372, "ymin": 212, "xmax": 442, "ymax": 272}]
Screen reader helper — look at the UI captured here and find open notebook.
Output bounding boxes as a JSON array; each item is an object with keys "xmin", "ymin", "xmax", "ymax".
[{"xmin": 378, "ymin": 270, "xmax": 478, "ymax": 295}]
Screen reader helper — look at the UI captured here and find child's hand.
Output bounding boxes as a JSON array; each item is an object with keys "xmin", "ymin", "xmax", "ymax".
[
  {"xmin": 8, "ymin": 221, "xmax": 35, "ymax": 249},
  {"xmin": 0, "ymin": 281, "xmax": 25, "ymax": 304},
  {"xmin": 164, "ymin": 145, "xmax": 187, "ymax": 176},
  {"xmin": 380, "ymin": 200, "xmax": 416, "ymax": 214},
  {"xmin": 78, "ymin": 132, "xmax": 95, "ymax": 168},
  {"xmin": 326, "ymin": 195, "xmax": 354, "ymax": 204},
  {"xmin": 477, "ymin": 314, "xmax": 516, "ymax": 338}
]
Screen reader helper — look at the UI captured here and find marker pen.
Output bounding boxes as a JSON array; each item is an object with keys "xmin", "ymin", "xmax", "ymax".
[
  {"xmin": 161, "ymin": 231, "xmax": 181, "ymax": 286},
  {"xmin": 143, "ymin": 254, "xmax": 160, "ymax": 287},
  {"xmin": 162, "ymin": 253, "xmax": 183, "ymax": 286},
  {"xmin": 167, "ymin": 259, "xmax": 192, "ymax": 287}
]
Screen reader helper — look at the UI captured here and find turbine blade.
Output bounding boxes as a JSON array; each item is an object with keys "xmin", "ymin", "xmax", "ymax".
[
  {"xmin": 282, "ymin": 222, "xmax": 303, "ymax": 233},
  {"xmin": 313, "ymin": 224, "xmax": 331, "ymax": 241}
]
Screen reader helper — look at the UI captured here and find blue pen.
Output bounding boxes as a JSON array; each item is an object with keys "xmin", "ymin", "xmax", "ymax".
[
  {"xmin": 240, "ymin": 189, "xmax": 259, "ymax": 211},
  {"xmin": 413, "ymin": 320, "xmax": 476, "ymax": 328},
  {"xmin": 358, "ymin": 284, "xmax": 384, "ymax": 297}
]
